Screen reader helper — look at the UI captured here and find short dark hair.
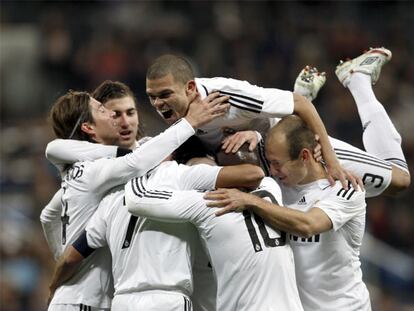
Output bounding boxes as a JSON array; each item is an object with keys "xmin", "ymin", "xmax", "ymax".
[
  {"xmin": 49, "ymin": 90, "xmax": 93, "ymax": 141},
  {"xmin": 92, "ymin": 80, "xmax": 136, "ymax": 105},
  {"xmin": 172, "ymin": 136, "xmax": 212, "ymax": 164},
  {"xmin": 146, "ymin": 54, "xmax": 194, "ymax": 84},
  {"xmin": 92, "ymin": 80, "xmax": 143, "ymax": 140},
  {"xmin": 269, "ymin": 115, "xmax": 317, "ymax": 159}
]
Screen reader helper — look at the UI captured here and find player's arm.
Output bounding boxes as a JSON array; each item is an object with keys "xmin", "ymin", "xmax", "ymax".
[
  {"xmin": 201, "ymin": 78, "xmax": 346, "ymax": 186},
  {"xmin": 48, "ymin": 246, "xmax": 84, "ymax": 305},
  {"xmin": 178, "ymin": 160, "xmax": 264, "ymax": 191},
  {"xmin": 125, "ymin": 181, "xmax": 204, "ymax": 223},
  {"xmin": 48, "ymin": 230, "xmax": 96, "ymax": 305},
  {"xmin": 205, "ymin": 188, "xmax": 332, "ymax": 237},
  {"xmin": 45, "ymin": 89, "xmax": 228, "ymax": 170},
  {"xmin": 40, "ymin": 189, "xmax": 63, "ymax": 260},
  {"xmin": 87, "ymin": 118, "xmax": 196, "ymax": 194},
  {"xmin": 247, "ymin": 193, "xmax": 333, "ymax": 237},
  {"xmin": 45, "ymin": 139, "xmax": 121, "ymax": 171},
  {"xmin": 207, "ymin": 181, "xmax": 366, "ymax": 236},
  {"xmin": 292, "ymin": 93, "xmax": 348, "ymax": 188},
  {"xmin": 215, "ymin": 164, "xmax": 264, "ymax": 190}
]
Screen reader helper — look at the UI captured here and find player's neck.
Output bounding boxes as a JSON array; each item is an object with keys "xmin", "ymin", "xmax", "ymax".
[{"xmin": 299, "ymin": 161, "xmax": 328, "ymax": 185}]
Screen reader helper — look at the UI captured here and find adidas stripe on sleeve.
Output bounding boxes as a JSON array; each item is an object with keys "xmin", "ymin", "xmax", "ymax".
[
  {"xmin": 330, "ymin": 137, "xmax": 392, "ymax": 197},
  {"xmin": 316, "ymin": 183, "xmax": 366, "ymax": 232},
  {"xmin": 196, "ymin": 77, "xmax": 294, "ymax": 117}
]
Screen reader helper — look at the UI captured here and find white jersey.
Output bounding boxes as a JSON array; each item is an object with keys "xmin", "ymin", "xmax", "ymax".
[
  {"xmin": 125, "ymin": 166, "xmax": 304, "ymax": 311},
  {"xmin": 330, "ymin": 137, "xmax": 392, "ymax": 198},
  {"xmin": 195, "ymin": 77, "xmax": 393, "ymax": 198},
  {"xmin": 85, "ymin": 187, "xmax": 197, "ymax": 298},
  {"xmin": 195, "ymin": 77, "xmax": 293, "ymax": 151},
  {"xmin": 280, "ymin": 179, "xmax": 371, "ymax": 311},
  {"xmin": 85, "ymin": 162, "xmax": 221, "ymax": 309},
  {"xmin": 47, "ymin": 119, "xmax": 196, "ymax": 308}
]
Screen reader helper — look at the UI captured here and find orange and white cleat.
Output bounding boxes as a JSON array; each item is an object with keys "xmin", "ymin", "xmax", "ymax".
[{"xmin": 335, "ymin": 47, "xmax": 392, "ymax": 87}]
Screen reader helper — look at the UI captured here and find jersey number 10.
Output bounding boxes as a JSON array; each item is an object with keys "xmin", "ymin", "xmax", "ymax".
[{"xmin": 244, "ymin": 189, "xmax": 286, "ymax": 252}]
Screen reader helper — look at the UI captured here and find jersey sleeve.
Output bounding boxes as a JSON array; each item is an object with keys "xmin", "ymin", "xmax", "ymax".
[
  {"xmin": 46, "ymin": 139, "xmax": 118, "ymax": 171},
  {"xmin": 251, "ymin": 177, "xmax": 283, "ymax": 205},
  {"xmin": 315, "ymin": 184, "xmax": 366, "ymax": 231},
  {"xmin": 85, "ymin": 204, "xmax": 108, "ymax": 249},
  {"xmin": 197, "ymin": 77, "xmax": 294, "ymax": 118},
  {"xmin": 40, "ymin": 188, "xmax": 63, "ymax": 260},
  {"xmin": 177, "ymin": 163, "xmax": 221, "ymax": 191},
  {"xmin": 125, "ymin": 181, "xmax": 206, "ymax": 224},
  {"xmin": 83, "ymin": 118, "xmax": 196, "ymax": 196}
]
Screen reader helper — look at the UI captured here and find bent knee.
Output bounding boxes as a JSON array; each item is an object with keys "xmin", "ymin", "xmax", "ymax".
[{"xmin": 385, "ymin": 167, "xmax": 411, "ymax": 196}]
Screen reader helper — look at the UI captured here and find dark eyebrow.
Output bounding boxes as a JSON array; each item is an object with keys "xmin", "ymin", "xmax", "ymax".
[{"xmin": 147, "ymin": 89, "xmax": 173, "ymax": 97}]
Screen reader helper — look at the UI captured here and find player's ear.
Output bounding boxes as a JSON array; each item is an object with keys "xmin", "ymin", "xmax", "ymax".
[
  {"xmin": 301, "ymin": 149, "xmax": 311, "ymax": 162},
  {"xmin": 185, "ymin": 80, "xmax": 197, "ymax": 96},
  {"xmin": 81, "ymin": 122, "xmax": 95, "ymax": 136}
]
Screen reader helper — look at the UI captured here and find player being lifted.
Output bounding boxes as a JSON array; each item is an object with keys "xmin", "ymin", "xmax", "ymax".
[
  {"xmin": 293, "ymin": 47, "xmax": 410, "ymax": 197},
  {"xmin": 144, "ymin": 49, "xmax": 409, "ymax": 198},
  {"xmin": 145, "ymin": 54, "xmax": 350, "ymax": 187}
]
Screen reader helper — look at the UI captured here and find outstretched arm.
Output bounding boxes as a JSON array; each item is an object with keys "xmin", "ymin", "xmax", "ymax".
[{"xmin": 45, "ymin": 139, "xmax": 119, "ymax": 171}]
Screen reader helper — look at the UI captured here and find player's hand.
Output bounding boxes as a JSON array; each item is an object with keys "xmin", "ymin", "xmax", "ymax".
[
  {"xmin": 221, "ymin": 130, "xmax": 259, "ymax": 153},
  {"xmin": 313, "ymin": 135, "xmax": 323, "ymax": 162},
  {"xmin": 204, "ymin": 188, "xmax": 250, "ymax": 216},
  {"xmin": 325, "ymin": 161, "xmax": 350, "ymax": 190},
  {"xmin": 343, "ymin": 169, "xmax": 365, "ymax": 192},
  {"xmin": 185, "ymin": 92, "xmax": 230, "ymax": 128}
]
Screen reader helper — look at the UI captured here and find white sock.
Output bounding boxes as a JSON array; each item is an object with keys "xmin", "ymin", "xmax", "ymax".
[{"xmin": 348, "ymin": 73, "xmax": 409, "ymax": 173}]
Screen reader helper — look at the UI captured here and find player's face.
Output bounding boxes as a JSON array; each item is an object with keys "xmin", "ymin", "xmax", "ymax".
[
  {"xmin": 266, "ymin": 143, "xmax": 307, "ymax": 187},
  {"xmin": 91, "ymin": 96, "xmax": 138, "ymax": 149},
  {"xmin": 146, "ymin": 73, "xmax": 192, "ymax": 125}
]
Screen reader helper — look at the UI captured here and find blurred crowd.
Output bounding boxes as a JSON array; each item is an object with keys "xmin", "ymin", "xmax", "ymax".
[{"xmin": 1, "ymin": 1, "xmax": 413, "ymax": 310}]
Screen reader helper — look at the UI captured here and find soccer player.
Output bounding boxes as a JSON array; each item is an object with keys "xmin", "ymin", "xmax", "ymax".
[
  {"xmin": 42, "ymin": 81, "xmax": 229, "ymax": 311},
  {"xmin": 47, "ymin": 148, "xmax": 265, "ymax": 310},
  {"xmin": 205, "ymin": 115, "xmax": 371, "ymax": 311},
  {"xmin": 146, "ymin": 54, "xmax": 349, "ymax": 187},
  {"xmin": 294, "ymin": 47, "xmax": 410, "ymax": 197},
  {"xmin": 123, "ymin": 158, "xmax": 304, "ymax": 310}
]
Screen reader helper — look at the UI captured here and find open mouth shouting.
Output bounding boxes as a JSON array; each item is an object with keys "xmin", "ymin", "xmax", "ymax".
[{"xmin": 157, "ymin": 107, "xmax": 176, "ymax": 122}]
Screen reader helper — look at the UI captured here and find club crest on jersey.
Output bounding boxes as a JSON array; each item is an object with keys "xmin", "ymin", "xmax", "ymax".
[{"xmin": 360, "ymin": 56, "xmax": 378, "ymax": 66}]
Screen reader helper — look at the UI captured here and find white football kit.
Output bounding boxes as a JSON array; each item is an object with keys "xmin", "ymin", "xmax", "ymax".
[
  {"xmin": 280, "ymin": 179, "xmax": 371, "ymax": 311},
  {"xmin": 195, "ymin": 77, "xmax": 393, "ymax": 197},
  {"xmin": 44, "ymin": 119, "xmax": 196, "ymax": 310},
  {"xmin": 85, "ymin": 187, "xmax": 197, "ymax": 311},
  {"xmin": 125, "ymin": 163, "xmax": 304, "ymax": 311},
  {"xmin": 84, "ymin": 162, "xmax": 220, "ymax": 310}
]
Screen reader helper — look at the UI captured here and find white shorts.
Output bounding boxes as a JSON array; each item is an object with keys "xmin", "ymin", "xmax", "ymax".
[
  {"xmin": 48, "ymin": 304, "xmax": 109, "ymax": 311},
  {"xmin": 330, "ymin": 137, "xmax": 393, "ymax": 198},
  {"xmin": 112, "ymin": 291, "xmax": 192, "ymax": 311}
]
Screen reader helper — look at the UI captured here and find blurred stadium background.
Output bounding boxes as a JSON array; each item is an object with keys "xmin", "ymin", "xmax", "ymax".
[{"xmin": 1, "ymin": 1, "xmax": 413, "ymax": 310}]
